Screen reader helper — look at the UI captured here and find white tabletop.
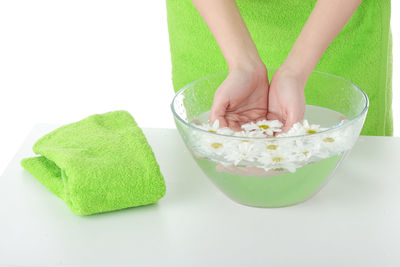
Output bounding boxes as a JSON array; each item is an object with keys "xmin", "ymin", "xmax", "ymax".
[{"xmin": 1, "ymin": 125, "xmax": 400, "ymax": 267}]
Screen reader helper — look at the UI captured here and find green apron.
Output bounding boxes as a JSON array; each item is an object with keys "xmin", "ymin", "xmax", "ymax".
[{"xmin": 166, "ymin": 0, "xmax": 393, "ymax": 136}]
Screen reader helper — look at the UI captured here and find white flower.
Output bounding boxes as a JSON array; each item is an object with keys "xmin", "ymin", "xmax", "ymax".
[
  {"xmin": 262, "ymin": 139, "xmax": 292, "ymax": 154},
  {"xmin": 318, "ymin": 129, "xmax": 353, "ymax": 155},
  {"xmin": 224, "ymin": 141, "xmax": 262, "ymax": 166},
  {"xmin": 195, "ymin": 119, "xmax": 235, "ymax": 136},
  {"xmin": 240, "ymin": 121, "xmax": 258, "ymax": 132},
  {"xmin": 279, "ymin": 120, "xmax": 329, "ymax": 137},
  {"xmin": 241, "ymin": 119, "xmax": 283, "ymax": 136},
  {"xmin": 216, "ymin": 127, "xmax": 234, "ymax": 135},
  {"xmin": 292, "ymin": 138, "xmax": 324, "ymax": 162},
  {"xmin": 191, "ymin": 133, "xmax": 227, "ymax": 157},
  {"xmin": 233, "ymin": 129, "xmax": 266, "ymax": 138},
  {"xmin": 257, "ymin": 150, "xmax": 298, "ymax": 173},
  {"xmin": 276, "ymin": 122, "xmax": 300, "ymax": 137},
  {"xmin": 189, "ymin": 114, "xmax": 355, "ymax": 174},
  {"xmin": 302, "ymin": 120, "xmax": 329, "ymax": 135},
  {"xmin": 197, "ymin": 119, "xmax": 220, "ymax": 133}
]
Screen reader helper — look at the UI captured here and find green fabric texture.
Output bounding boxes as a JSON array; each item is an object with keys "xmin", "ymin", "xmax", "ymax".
[
  {"xmin": 21, "ymin": 111, "xmax": 166, "ymax": 215},
  {"xmin": 166, "ymin": 0, "xmax": 393, "ymax": 136}
]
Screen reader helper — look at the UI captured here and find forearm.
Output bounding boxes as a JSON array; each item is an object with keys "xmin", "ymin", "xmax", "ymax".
[
  {"xmin": 192, "ymin": 0, "xmax": 264, "ymax": 72},
  {"xmin": 282, "ymin": 0, "xmax": 362, "ymax": 81}
]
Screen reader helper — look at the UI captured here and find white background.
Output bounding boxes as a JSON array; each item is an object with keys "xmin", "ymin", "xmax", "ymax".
[{"xmin": 0, "ymin": 0, "xmax": 399, "ymax": 174}]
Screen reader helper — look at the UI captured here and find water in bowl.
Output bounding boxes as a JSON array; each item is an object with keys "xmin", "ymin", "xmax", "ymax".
[{"xmin": 190, "ymin": 105, "xmax": 347, "ymax": 207}]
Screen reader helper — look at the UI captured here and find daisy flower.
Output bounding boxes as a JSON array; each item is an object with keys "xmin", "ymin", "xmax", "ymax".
[
  {"xmin": 233, "ymin": 129, "xmax": 266, "ymax": 138},
  {"xmin": 240, "ymin": 121, "xmax": 258, "ymax": 132},
  {"xmin": 277, "ymin": 122, "xmax": 302, "ymax": 137},
  {"xmin": 318, "ymin": 128, "xmax": 353, "ymax": 155},
  {"xmin": 216, "ymin": 127, "xmax": 235, "ymax": 135},
  {"xmin": 191, "ymin": 133, "xmax": 227, "ymax": 157},
  {"xmin": 292, "ymin": 138, "xmax": 323, "ymax": 162},
  {"xmin": 196, "ymin": 119, "xmax": 236, "ymax": 136},
  {"xmin": 189, "ymin": 113, "xmax": 354, "ymax": 173},
  {"xmin": 241, "ymin": 119, "xmax": 283, "ymax": 136},
  {"xmin": 266, "ymin": 138, "xmax": 295, "ymax": 150},
  {"xmin": 302, "ymin": 120, "xmax": 329, "ymax": 135},
  {"xmin": 197, "ymin": 119, "xmax": 220, "ymax": 133},
  {"xmin": 257, "ymin": 150, "xmax": 298, "ymax": 173},
  {"xmin": 224, "ymin": 142, "xmax": 262, "ymax": 166},
  {"xmin": 280, "ymin": 120, "xmax": 329, "ymax": 137}
]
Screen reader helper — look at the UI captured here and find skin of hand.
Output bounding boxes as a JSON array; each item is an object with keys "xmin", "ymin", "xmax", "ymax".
[
  {"xmin": 191, "ymin": 0, "xmax": 268, "ymax": 130},
  {"xmin": 193, "ymin": 0, "xmax": 362, "ymax": 132},
  {"xmin": 192, "ymin": 0, "xmax": 362, "ymax": 174},
  {"xmin": 266, "ymin": 68, "xmax": 306, "ymax": 132},
  {"xmin": 210, "ymin": 65, "xmax": 269, "ymax": 131},
  {"xmin": 267, "ymin": 0, "xmax": 362, "ymax": 131},
  {"xmin": 281, "ymin": 0, "xmax": 363, "ymax": 80}
]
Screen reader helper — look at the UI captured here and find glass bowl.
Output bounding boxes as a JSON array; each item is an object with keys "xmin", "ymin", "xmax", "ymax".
[{"xmin": 171, "ymin": 68, "xmax": 368, "ymax": 208}]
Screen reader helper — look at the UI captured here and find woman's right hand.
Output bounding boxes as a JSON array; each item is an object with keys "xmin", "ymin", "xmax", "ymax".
[{"xmin": 209, "ymin": 64, "xmax": 269, "ymax": 131}]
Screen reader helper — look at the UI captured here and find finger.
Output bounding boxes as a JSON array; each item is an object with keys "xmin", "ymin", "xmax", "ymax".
[
  {"xmin": 266, "ymin": 112, "xmax": 281, "ymax": 121},
  {"xmin": 209, "ymin": 96, "xmax": 229, "ymax": 127},
  {"xmin": 214, "ymin": 116, "xmax": 229, "ymax": 128},
  {"xmin": 282, "ymin": 117, "xmax": 294, "ymax": 133},
  {"xmin": 282, "ymin": 111, "xmax": 303, "ymax": 132}
]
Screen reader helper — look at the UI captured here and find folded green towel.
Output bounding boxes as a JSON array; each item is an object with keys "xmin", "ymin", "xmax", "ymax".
[
  {"xmin": 166, "ymin": 0, "xmax": 393, "ymax": 136},
  {"xmin": 21, "ymin": 111, "xmax": 166, "ymax": 215}
]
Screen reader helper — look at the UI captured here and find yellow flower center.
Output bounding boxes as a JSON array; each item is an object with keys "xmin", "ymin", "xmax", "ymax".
[
  {"xmin": 208, "ymin": 130, "xmax": 216, "ymax": 133},
  {"xmin": 241, "ymin": 140, "xmax": 250, "ymax": 142},
  {"xmin": 272, "ymin": 156, "xmax": 283, "ymax": 163},
  {"xmin": 211, "ymin": 143, "xmax": 223, "ymax": 149},
  {"xmin": 267, "ymin": 144, "xmax": 277, "ymax": 150},
  {"xmin": 323, "ymin": 137, "xmax": 335, "ymax": 143},
  {"xmin": 258, "ymin": 125, "xmax": 270, "ymax": 130},
  {"xmin": 303, "ymin": 151, "xmax": 309, "ymax": 156},
  {"xmin": 306, "ymin": 129, "xmax": 317, "ymax": 134},
  {"xmin": 273, "ymin": 168, "xmax": 285, "ymax": 171}
]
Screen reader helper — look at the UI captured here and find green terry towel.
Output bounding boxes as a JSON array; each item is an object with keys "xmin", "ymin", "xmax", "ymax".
[
  {"xmin": 21, "ymin": 111, "xmax": 166, "ymax": 215},
  {"xmin": 166, "ymin": 0, "xmax": 393, "ymax": 136}
]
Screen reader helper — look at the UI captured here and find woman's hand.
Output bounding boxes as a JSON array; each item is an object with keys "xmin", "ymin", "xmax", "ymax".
[
  {"xmin": 209, "ymin": 64, "xmax": 269, "ymax": 131},
  {"xmin": 191, "ymin": 0, "xmax": 269, "ymax": 131},
  {"xmin": 267, "ymin": 67, "xmax": 306, "ymax": 132}
]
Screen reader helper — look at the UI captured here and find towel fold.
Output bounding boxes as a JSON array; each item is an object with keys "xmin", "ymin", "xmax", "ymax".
[
  {"xmin": 165, "ymin": 0, "xmax": 393, "ymax": 136},
  {"xmin": 21, "ymin": 110, "xmax": 166, "ymax": 215}
]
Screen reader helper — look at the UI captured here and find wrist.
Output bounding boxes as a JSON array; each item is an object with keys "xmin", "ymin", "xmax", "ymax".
[
  {"xmin": 229, "ymin": 62, "xmax": 267, "ymax": 87},
  {"xmin": 280, "ymin": 54, "xmax": 315, "ymax": 87},
  {"xmin": 228, "ymin": 57, "xmax": 266, "ymax": 77},
  {"xmin": 276, "ymin": 64, "xmax": 308, "ymax": 90},
  {"xmin": 281, "ymin": 41, "xmax": 325, "ymax": 84}
]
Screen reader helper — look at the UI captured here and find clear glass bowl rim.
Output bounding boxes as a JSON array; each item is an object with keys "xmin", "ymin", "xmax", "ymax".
[{"xmin": 170, "ymin": 68, "xmax": 369, "ymax": 141}]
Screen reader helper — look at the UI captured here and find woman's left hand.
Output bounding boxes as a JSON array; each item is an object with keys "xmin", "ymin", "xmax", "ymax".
[{"xmin": 267, "ymin": 67, "xmax": 306, "ymax": 132}]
